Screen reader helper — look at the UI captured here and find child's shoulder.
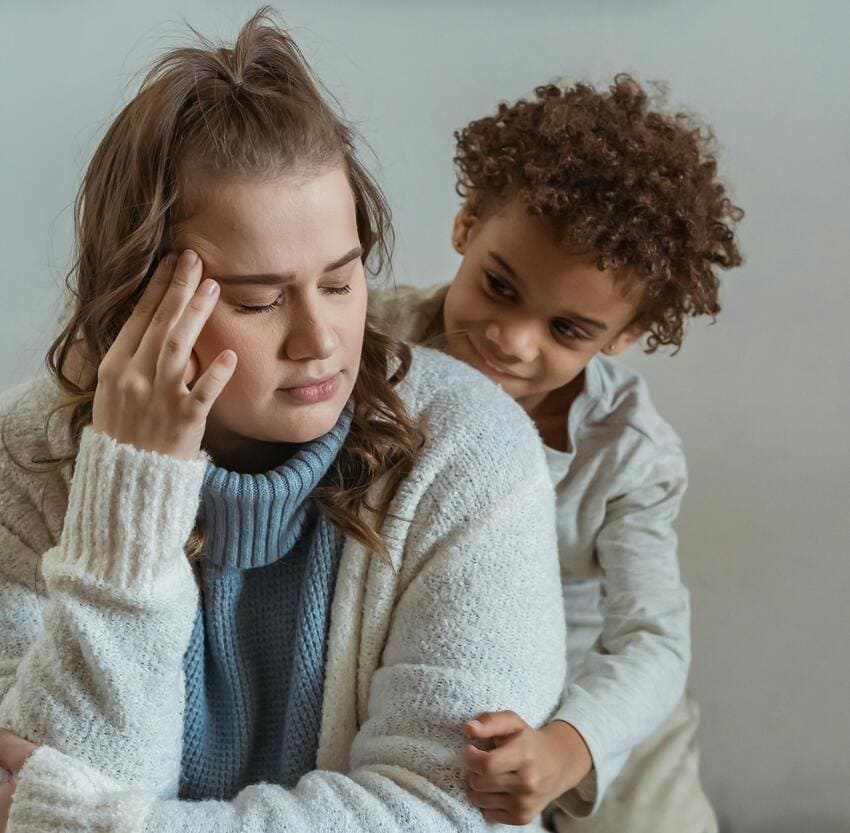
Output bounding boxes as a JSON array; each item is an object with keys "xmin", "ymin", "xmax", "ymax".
[
  {"xmin": 586, "ymin": 356, "xmax": 683, "ymax": 453},
  {"xmin": 368, "ymin": 282, "xmax": 448, "ymax": 344}
]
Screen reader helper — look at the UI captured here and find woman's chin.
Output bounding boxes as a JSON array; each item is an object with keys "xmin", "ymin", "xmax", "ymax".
[{"xmin": 272, "ymin": 399, "xmax": 348, "ymax": 444}]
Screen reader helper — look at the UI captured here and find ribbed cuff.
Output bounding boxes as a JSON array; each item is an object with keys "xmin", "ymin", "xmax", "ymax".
[
  {"xmin": 8, "ymin": 745, "xmax": 153, "ymax": 833},
  {"xmin": 54, "ymin": 425, "xmax": 208, "ymax": 592}
]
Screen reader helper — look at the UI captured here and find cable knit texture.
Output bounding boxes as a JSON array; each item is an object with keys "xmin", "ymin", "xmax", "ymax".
[
  {"xmin": 179, "ymin": 401, "xmax": 351, "ymax": 801},
  {"xmin": 369, "ymin": 284, "xmax": 694, "ymax": 817},
  {"xmin": 0, "ymin": 345, "xmax": 566, "ymax": 833}
]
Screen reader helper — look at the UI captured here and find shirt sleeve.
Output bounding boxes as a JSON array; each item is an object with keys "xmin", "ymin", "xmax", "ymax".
[
  {"xmin": 550, "ymin": 439, "xmax": 692, "ymax": 818},
  {"xmin": 0, "ymin": 425, "xmax": 207, "ymax": 796},
  {"xmin": 7, "ymin": 438, "xmax": 568, "ymax": 833}
]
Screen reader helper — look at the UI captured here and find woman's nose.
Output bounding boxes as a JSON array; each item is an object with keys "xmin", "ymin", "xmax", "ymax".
[{"xmin": 283, "ymin": 298, "xmax": 339, "ymax": 362}]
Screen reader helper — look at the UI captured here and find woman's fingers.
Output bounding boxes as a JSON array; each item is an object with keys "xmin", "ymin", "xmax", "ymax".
[
  {"xmin": 183, "ymin": 351, "xmax": 201, "ymax": 387},
  {"xmin": 107, "ymin": 253, "xmax": 177, "ymax": 362},
  {"xmin": 155, "ymin": 278, "xmax": 220, "ymax": 387},
  {"xmin": 134, "ymin": 249, "xmax": 203, "ymax": 376},
  {"xmin": 91, "ymin": 248, "xmax": 236, "ymax": 460},
  {"xmin": 186, "ymin": 349, "xmax": 238, "ymax": 417}
]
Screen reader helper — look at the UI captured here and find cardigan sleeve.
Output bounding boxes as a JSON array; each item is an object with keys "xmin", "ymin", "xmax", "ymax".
[
  {"xmin": 550, "ymin": 438, "xmax": 692, "ymax": 817},
  {"xmin": 7, "ymin": 428, "xmax": 567, "ymax": 833},
  {"xmin": 0, "ymin": 425, "xmax": 207, "ymax": 796}
]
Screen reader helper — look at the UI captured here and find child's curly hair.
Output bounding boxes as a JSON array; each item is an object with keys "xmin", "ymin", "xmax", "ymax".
[{"xmin": 454, "ymin": 74, "xmax": 744, "ymax": 352}]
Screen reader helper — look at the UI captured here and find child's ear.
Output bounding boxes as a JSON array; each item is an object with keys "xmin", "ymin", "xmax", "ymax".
[
  {"xmin": 451, "ymin": 206, "xmax": 478, "ymax": 254},
  {"xmin": 602, "ymin": 325, "xmax": 644, "ymax": 357}
]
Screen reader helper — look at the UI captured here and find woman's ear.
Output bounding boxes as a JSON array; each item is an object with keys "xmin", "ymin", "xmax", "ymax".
[{"xmin": 451, "ymin": 206, "xmax": 478, "ymax": 254}]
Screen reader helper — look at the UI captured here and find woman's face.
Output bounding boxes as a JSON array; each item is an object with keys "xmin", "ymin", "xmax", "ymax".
[{"xmin": 172, "ymin": 166, "xmax": 367, "ymax": 466}]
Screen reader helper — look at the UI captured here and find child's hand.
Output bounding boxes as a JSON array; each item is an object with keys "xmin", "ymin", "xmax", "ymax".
[
  {"xmin": 462, "ymin": 712, "xmax": 593, "ymax": 826},
  {"xmin": 92, "ymin": 249, "xmax": 237, "ymax": 461}
]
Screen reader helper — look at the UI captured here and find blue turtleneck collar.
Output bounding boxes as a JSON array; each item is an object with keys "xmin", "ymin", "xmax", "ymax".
[{"xmin": 197, "ymin": 400, "xmax": 353, "ymax": 570}]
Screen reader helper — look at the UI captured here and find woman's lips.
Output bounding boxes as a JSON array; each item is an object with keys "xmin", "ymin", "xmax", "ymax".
[
  {"xmin": 467, "ymin": 336, "xmax": 526, "ymax": 380},
  {"xmin": 277, "ymin": 373, "xmax": 340, "ymax": 404}
]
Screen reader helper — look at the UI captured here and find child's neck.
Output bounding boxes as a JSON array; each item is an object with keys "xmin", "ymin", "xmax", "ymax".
[{"xmin": 526, "ymin": 371, "xmax": 586, "ymax": 453}]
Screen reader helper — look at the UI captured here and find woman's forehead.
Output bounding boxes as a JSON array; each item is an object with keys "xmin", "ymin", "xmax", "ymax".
[{"xmin": 175, "ymin": 168, "xmax": 359, "ymax": 274}]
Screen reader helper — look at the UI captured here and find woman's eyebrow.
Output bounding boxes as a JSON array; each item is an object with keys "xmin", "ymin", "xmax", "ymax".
[{"xmin": 212, "ymin": 245, "xmax": 364, "ymax": 286}]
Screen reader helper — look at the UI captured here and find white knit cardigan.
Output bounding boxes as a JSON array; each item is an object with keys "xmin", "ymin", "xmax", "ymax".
[{"xmin": 0, "ymin": 345, "xmax": 566, "ymax": 833}]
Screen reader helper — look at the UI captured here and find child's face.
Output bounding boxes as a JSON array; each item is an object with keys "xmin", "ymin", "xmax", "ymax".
[
  {"xmin": 173, "ymin": 166, "xmax": 367, "ymax": 458},
  {"xmin": 443, "ymin": 199, "xmax": 643, "ymax": 415}
]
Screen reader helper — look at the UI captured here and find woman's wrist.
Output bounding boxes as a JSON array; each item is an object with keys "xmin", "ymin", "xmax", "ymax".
[{"xmin": 55, "ymin": 425, "xmax": 207, "ymax": 592}]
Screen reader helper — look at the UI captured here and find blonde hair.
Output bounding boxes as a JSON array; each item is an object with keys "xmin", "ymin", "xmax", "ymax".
[{"xmin": 8, "ymin": 7, "xmax": 422, "ymax": 564}]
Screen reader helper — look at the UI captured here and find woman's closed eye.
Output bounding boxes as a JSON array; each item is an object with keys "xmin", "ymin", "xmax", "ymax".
[
  {"xmin": 237, "ymin": 284, "xmax": 352, "ymax": 315},
  {"xmin": 237, "ymin": 297, "xmax": 283, "ymax": 314}
]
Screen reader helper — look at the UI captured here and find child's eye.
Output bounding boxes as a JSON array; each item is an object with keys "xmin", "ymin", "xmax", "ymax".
[
  {"xmin": 552, "ymin": 319, "xmax": 587, "ymax": 341},
  {"xmin": 484, "ymin": 272, "xmax": 514, "ymax": 299}
]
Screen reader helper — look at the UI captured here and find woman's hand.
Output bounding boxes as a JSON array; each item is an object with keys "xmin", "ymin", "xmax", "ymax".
[
  {"xmin": 462, "ymin": 712, "xmax": 593, "ymax": 826},
  {"xmin": 92, "ymin": 249, "xmax": 237, "ymax": 461},
  {"xmin": 0, "ymin": 729, "xmax": 38, "ymax": 833}
]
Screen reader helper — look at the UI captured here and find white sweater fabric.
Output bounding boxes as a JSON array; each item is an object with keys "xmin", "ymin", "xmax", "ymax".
[
  {"xmin": 0, "ymin": 345, "xmax": 567, "ymax": 833},
  {"xmin": 369, "ymin": 284, "xmax": 692, "ymax": 817}
]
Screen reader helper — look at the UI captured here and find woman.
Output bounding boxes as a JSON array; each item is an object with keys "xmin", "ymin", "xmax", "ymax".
[{"xmin": 0, "ymin": 9, "xmax": 565, "ymax": 832}]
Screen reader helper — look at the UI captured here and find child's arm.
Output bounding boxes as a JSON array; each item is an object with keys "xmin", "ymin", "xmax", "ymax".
[
  {"xmin": 459, "ymin": 439, "xmax": 690, "ymax": 823},
  {"xmin": 551, "ymin": 440, "xmax": 691, "ymax": 816}
]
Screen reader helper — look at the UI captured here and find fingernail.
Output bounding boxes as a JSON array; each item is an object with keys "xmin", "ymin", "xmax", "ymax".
[
  {"xmin": 180, "ymin": 249, "xmax": 198, "ymax": 269},
  {"xmin": 200, "ymin": 279, "xmax": 218, "ymax": 296}
]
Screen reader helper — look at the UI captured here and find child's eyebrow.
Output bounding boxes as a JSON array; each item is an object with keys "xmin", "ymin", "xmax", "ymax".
[
  {"xmin": 488, "ymin": 251, "xmax": 609, "ymax": 332},
  {"xmin": 489, "ymin": 252, "xmax": 524, "ymax": 285},
  {"xmin": 559, "ymin": 308, "xmax": 608, "ymax": 332}
]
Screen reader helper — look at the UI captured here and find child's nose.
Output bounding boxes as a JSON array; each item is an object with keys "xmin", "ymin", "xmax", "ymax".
[{"xmin": 485, "ymin": 321, "xmax": 537, "ymax": 363}]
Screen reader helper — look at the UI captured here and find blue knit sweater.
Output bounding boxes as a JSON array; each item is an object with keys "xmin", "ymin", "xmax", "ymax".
[{"xmin": 178, "ymin": 404, "xmax": 353, "ymax": 801}]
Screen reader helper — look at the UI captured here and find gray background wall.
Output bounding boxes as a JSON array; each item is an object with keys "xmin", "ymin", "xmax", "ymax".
[{"xmin": 1, "ymin": 2, "xmax": 848, "ymax": 830}]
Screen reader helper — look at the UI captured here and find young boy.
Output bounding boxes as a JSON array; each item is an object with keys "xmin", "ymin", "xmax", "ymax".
[{"xmin": 371, "ymin": 75, "xmax": 743, "ymax": 832}]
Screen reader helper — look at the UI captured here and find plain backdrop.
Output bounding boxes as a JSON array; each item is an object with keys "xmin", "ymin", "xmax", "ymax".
[{"xmin": 1, "ymin": 2, "xmax": 848, "ymax": 831}]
